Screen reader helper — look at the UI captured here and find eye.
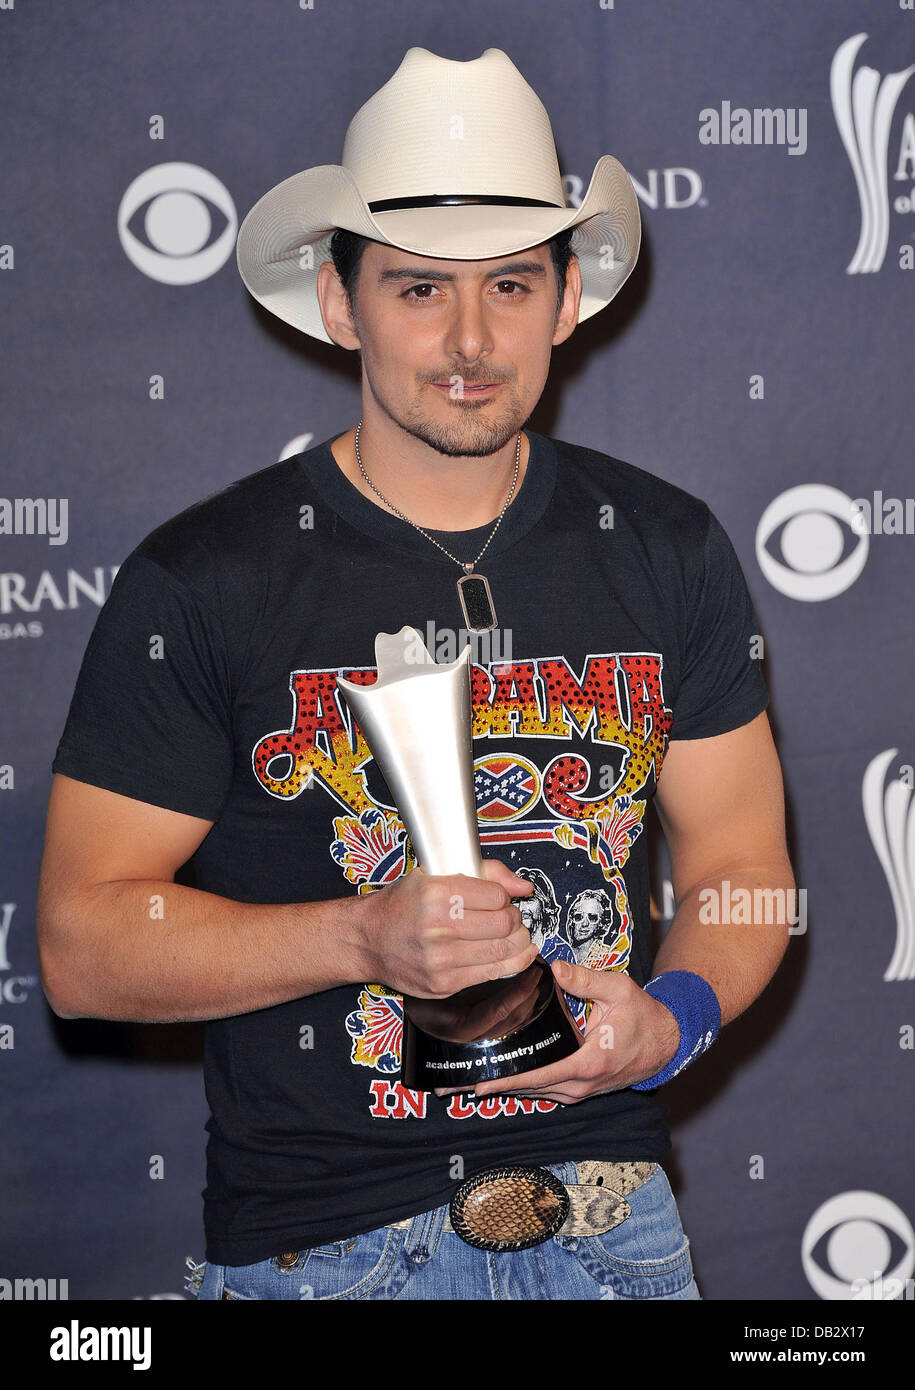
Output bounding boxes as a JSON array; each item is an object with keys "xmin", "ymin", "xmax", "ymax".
[{"xmin": 401, "ymin": 280, "xmax": 529, "ymax": 301}]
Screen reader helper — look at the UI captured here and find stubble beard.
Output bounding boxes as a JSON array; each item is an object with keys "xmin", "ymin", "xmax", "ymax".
[{"xmin": 365, "ymin": 360, "xmax": 530, "ymax": 459}]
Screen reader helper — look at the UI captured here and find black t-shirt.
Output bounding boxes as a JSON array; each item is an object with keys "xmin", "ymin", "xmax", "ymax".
[{"xmin": 51, "ymin": 430, "xmax": 769, "ymax": 1264}]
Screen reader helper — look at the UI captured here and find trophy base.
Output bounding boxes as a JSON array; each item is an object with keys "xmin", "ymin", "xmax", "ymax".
[{"xmin": 400, "ymin": 961, "xmax": 582, "ymax": 1091}]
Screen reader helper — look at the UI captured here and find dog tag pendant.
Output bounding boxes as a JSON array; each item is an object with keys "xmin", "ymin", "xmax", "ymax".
[{"xmin": 457, "ymin": 570, "xmax": 497, "ymax": 632}]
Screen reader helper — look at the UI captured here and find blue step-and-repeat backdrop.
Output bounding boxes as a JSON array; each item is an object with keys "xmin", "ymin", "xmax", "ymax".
[{"xmin": 2, "ymin": 0, "xmax": 913, "ymax": 1301}]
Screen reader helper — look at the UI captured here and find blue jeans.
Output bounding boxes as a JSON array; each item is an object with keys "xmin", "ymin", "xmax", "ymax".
[{"xmin": 188, "ymin": 1163, "xmax": 700, "ymax": 1300}]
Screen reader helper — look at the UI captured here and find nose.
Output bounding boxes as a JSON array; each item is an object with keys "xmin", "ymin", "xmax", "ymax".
[{"xmin": 444, "ymin": 286, "xmax": 494, "ymax": 370}]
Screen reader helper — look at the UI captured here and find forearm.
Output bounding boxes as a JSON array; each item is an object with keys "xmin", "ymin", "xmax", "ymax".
[
  {"xmin": 652, "ymin": 857, "xmax": 796, "ymax": 1026},
  {"xmin": 39, "ymin": 877, "xmax": 374, "ymax": 1024}
]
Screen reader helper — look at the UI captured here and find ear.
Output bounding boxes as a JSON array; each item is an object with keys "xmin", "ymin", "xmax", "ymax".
[
  {"xmin": 316, "ymin": 259, "xmax": 362, "ymax": 350},
  {"xmin": 551, "ymin": 252, "xmax": 582, "ymax": 346}
]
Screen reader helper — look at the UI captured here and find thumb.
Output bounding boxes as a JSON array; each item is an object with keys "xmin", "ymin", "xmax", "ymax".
[
  {"xmin": 551, "ymin": 957, "xmax": 624, "ymax": 1001},
  {"xmin": 480, "ymin": 857, "xmax": 533, "ymax": 897}
]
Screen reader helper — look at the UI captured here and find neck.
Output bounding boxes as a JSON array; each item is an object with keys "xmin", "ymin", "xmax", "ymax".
[{"xmin": 330, "ymin": 416, "xmax": 530, "ymax": 532}]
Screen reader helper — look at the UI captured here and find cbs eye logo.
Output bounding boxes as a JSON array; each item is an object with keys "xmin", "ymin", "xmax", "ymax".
[
  {"xmin": 117, "ymin": 163, "xmax": 237, "ymax": 285},
  {"xmin": 802, "ymin": 1191, "xmax": 914, "ymax": 1300},
  {"xmin": 756, "ymin": 484, "xmax": 869, "ymax": 601}
]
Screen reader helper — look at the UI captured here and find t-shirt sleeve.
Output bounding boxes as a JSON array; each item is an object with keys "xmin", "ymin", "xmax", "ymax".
[
  {"xmin": 51, "ymin": 551, "xmax": 234, "ymax": 820},
  {"xmin": 669, "ymin": 506, "xmax": 770, "ymax": 741}
]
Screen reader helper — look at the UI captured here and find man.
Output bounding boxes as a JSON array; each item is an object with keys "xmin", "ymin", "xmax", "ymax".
[
  {"xmin": 37, "ymin": 47, "xmax": 794, "ymax": 1301},
  {"xmin": 564, "ymin": 888, "xmax": 623, "ymax": 968},
  {"xmin": 513, "ymin": 866, "xmax": 570, "ymax": 960}
]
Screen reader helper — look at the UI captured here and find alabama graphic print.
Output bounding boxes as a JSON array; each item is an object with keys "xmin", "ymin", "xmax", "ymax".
[{"xmin": 251, "ymin": 651, "xmax": 672, "ymax": 1116}]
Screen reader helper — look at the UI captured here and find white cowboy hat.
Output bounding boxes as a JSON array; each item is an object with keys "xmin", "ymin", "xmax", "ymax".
[{"xmin": 236, "ymin": 46, "xmax": 641, "ymax": 344}]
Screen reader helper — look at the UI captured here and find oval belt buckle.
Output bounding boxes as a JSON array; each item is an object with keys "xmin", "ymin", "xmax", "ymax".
[{"xmin": 449, "ymin": 1164, "xmax": 571, "ymax": 1252}]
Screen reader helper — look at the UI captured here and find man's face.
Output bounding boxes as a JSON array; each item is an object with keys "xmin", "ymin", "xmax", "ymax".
[
  {"xmin": 568, "ymin": 895, "xmax": 605, "ymax": 948},
  {"xmin": 320, "ymin": 239, "xmax": 580, "ymax": 458},
  {"xmin": 518, "ymin": 892, "xmax": 545, "ymax": 945}
]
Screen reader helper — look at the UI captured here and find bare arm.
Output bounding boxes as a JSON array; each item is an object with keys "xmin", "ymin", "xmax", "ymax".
[
  {"xmin": 37, "ymin": 775, "xmax": 535, "ymax": 1024},
  {"xmin": 652, "ymin": 709, "xmax": 795, "ymax": 1024}
]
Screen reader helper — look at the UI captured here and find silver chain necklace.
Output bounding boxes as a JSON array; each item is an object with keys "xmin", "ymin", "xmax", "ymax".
[{"xmin": 353, "ymin": 419, "xmax": 522, "ymax": 633}]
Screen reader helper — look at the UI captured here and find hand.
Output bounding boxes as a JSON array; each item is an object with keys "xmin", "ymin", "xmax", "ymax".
[
  {"xmin": 471, "ymin": 959, "xmax": 682, "ymax": 1105},
  {"xmin": 354, "ymin": 860, "xmax": 537, "ymax": 1000},
  {"xmin": 410, "ymin": 961, "xmax": 544, "ymax": 1045}
]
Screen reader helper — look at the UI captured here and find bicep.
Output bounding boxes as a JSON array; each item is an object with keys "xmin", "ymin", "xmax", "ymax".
[
  {"xmin": 38, "ymin": 773, "xmax": 215, "ymax": 904},
  {"xmin": 654, "ymin": 711, "xmax": 790, "ymax": 899}
]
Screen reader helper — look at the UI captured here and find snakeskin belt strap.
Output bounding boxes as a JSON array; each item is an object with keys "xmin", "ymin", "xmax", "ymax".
[{"xmin": 386, "ymin": 1160, "xmax": 659, "ymax": 1253}]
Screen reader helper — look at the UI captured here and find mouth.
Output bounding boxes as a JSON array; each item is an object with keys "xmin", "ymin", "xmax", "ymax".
[{"xmin": 431, "ymin": 382, "xmax": 502, "ymax": 397}]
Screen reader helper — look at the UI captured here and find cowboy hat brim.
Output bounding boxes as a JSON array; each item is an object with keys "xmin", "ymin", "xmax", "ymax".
[{"xmin": 236, "ymin": 153, "xmax": 640, "ymax": 344}]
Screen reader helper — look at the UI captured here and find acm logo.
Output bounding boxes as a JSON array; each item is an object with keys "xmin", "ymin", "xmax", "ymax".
[
  {"xmin": 862, "ymin": 749, "xmax": 915, "ymax": 982},
  {"xmin": 832, "ymin": 33, "xmax": 915, "ymax": 273}
]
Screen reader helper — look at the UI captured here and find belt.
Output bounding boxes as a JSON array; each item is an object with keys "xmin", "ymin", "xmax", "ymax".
[
  {"xmin": 272, "ymin": 1161, "xmax": 659, "ymax": 1267},
  {"xmin": 385, "ymin": 1160, "xmax": 659, "ymax": 1252}
]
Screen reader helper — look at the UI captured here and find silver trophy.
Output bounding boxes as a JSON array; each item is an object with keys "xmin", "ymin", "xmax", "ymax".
[{"xmin": 336, "ymin": 626, "xmax": 581, "ymax": 1091}]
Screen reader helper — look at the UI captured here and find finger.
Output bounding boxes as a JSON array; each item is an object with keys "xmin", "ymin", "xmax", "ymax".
[
  {"xmin": 445, "ymin": 926, "xmax": 537, "ymax": 972},
  {"xmin": 551, "ymin": 957, "xmax": 630, "ymax": 1003},
  {"xmin": 442, "ymin": 872, "xmax": 517, "ymax": 912},
  {"xmin": 414, "ymin": 941, "xmax": 540, "ymax": 1003},
  {"xmin": 445, "ymin": 904, "xmax": 527, "ymax": 942},
  {"xmin": 473, "ymin": 1056, "xmax": 591, "ymax": 1096},
  {"xmin": 474, "ymin": 1082, "xmax": 589, "ymax": 1105},
  {"xmin": 479, "ymin": 858, "xmax": 534, "ymax": 898},
  {"xmin": 499, "ymin": 1088, "xmax": 578, "ymax": 1105}
]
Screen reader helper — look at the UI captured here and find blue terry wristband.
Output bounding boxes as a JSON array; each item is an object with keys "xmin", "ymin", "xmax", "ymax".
[{"xmin": 631, "ymin": 970, "xmax": 721, "ymax": 1091}]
